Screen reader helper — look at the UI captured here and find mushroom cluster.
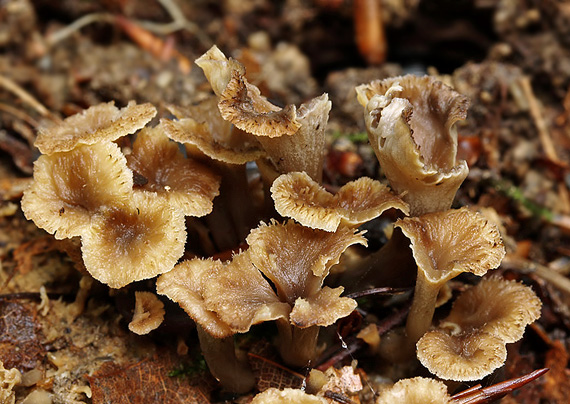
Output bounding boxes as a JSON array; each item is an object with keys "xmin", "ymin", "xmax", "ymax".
[
  {"xmin": 22, "ymin": 102, "xmax": 221, "ymax": 288},
  {"xmin": 19, "ymin": 44, "xmax": 544, "ymax": 399}
]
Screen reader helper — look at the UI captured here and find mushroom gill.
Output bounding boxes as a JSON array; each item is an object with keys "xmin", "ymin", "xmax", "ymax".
[
  {"xmin": 375, "ymin": 377, "xmax": 451, "ymax": 404},
  {"xmin": 356, "ymin": 75, "xmax": 469, "ymax": 215}
]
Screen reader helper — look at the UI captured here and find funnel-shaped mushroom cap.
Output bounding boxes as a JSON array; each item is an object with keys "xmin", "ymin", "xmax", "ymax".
[
  {"xmin": 81, "ymin": 192, "xmax": 186, "ymax": 289},
  {"xmin": 162, "ymin": 98, "xmax": 265, "ymax": 164},
  {"xmin": 356, "ymin": 75, "xmax": 469, "ymax": 215},
  {"xmin": 271, "ymin": 172, "xmax": 409, "ymax": 232},
  {"xmin": 156, "ymin": 258, "xmax": 233, "ymax": 338},
  {"xmin": 396, "ymin": 208, "xmax": 505, "ymax": 286},
  {"xmin": 257, "ymin": 94, "xmax": 331, "ymax": 181},
  {"xmin": 202, "ymin": 250, "xmax": 291, "ymax": 333},
  {"xmin": 441, "ymin": 277, "xmax": 542, "ymax": 343},
  {"xmin": 417, "ymin": 330, "xmax": 507, "ymax": 381},
  {"xmin": 246, "ymin": 220, "xmax": 367, "ymax": 304},
  {"xmin": 196, "ymin": 45, "xmax": 301, "ymax": 138},
  {"xmin": 376, "ymin": 377, "xmax": 451, "ymax": 404},
  {"xmin": 21, "ymin": 142, "xmax": 133, "ymax": 239},
  {"xmin": 252, "ymin": 388, "xmax": 328, "ymax": 404},
  {"xmin": 35, "ymin": 101, "xmax": 156, "ymax": 155},
  {"xmin": 128, "ymin": 291, "xmax": 165, "ymax": 335},
  {"xmin": 290, "ymin": 286, "xmax": 356, "ymax": 328},
  {"xmin": 126, "ymin": 125, "xmax": 220, "ymax": 216}
]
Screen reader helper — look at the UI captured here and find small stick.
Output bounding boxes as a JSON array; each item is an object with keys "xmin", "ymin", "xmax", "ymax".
[
  {"xmin": 0, "ymin": 76, "xmax": 54, "ymax": 119},
  {"xmin": 345, "ymin": 286, "xmax": 410, "ymax": 299},
  {"xmin": 502, "ymin": 255, "xmax": 570, "ymax": 297},
  {"xmin": 519, "ymin": 76, "xmax": 564, "ymax": 165}
]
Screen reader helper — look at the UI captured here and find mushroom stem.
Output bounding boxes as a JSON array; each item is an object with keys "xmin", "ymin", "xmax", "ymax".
[
  {"xmin": 276, "ymin": 319, "xmax": 320, "ymax": 368},
  {"xmin": 405, "ymin": 273, "xmax": 441, "ymax": 343},
  {"xmin": 196, "ymin": 325, "xmax": 255, "ymax": 394}
]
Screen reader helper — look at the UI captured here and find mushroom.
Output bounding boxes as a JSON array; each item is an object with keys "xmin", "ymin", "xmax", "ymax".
[
  {"xmin": 416, "ymin": 330, "xmax": 507, "ymax": 381},
  {"xmin": 195, "ymin": 45, "xmax": 301, "ymax": 138},
  {"xmin": 251, "ymin": 388, "xmax": 328, "ymax": 404},
  {"xmin": 81, "ymin": 192, "xmax": 186, "ymax": 288},
  {"xmin": 375, "ymin": 377, "xmax": 451, "ymax": 404},
  {"xmin": 395, "ymin": 207, "xmax": 505, "ymax": 343},
  {"xmin": 356, "ymin": 75, "xmax": 469, "ymax": 216},
  {"xmin": 271, "ymin": 171, "xmax": 409, "ymax": 232},
  {"xmin": 35, "ymin": 101, "xmax": 156, "ymax": 155},
  {"xmin": 0, "ymin": 360, "xmax": 21, "ymax": 404},
  {"xmin": 128, "ymin": 291, "xmax": 165, "ymax": 335},
  {"xmin": 438, "ymin": 276, "xmax": 542, "ymax": 343},
  {"xmin": 21, "ymin": 142, "xmax": 133, "ymax": 239},
  {"xmin": 126, "ymin": 124, "xmax": 221, "ymax": 217},
  {"xmin": 158, "ymin": 220, "xmax": 366, "ymax": 371}
]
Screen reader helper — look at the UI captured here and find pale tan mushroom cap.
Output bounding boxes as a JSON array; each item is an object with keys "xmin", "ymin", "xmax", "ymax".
[
  {"xmin": 376, "ymin": 377, "xmax": 451, "ymax": 404},
  {"xmin": 81, "ymin": 192, "xmax": 186, "ymax": 289},
  {"xmin": 271, "ymin": 172, "xmax": 409, "ymax": 232},
  {"xmin": 251, "ymin": 388, "xmax": 328, "ymax": 404},
  {"xmin": 127, "ymin": 125, "xmax": 220, "ymax": 217},
  {"xmin": 356, "ymin": 76, "xmax": 469, "ymax": 215},
  {"xmin": 156, "ymin": 258, "xmax": 233, "ymax": 338},
  {"xmin": 246, "ymin": 220, "xmax": 367, "ymax": 304},
  {"xmin": 35, "ymin": 101, "xmax": 156, "ymax": 155},
  {"xmin": 21, "ymin": 142, "xmax": 133, "ymax": 239},
  {"xmin": 416, "ymin": 330, "xmax": 507, "ymax": 381},
  {"xmin": 128, "ymin": 291, "xmax": 165, "ymax": 335},
  {"xmin": 441, "ymin": 276, "xmax": 542, "ymax": 343},
  {"xmin": 290, "ymin": 286, "xmax": 356, "ymax": 328},
  {"xmin": 396, "ymin": 208, "xmax": 506, "ymax": 285},
  {"xmin": 203, "ymin": 250, "xmax": 291, "ymax": 333},
  {"xmin": 195, "ymin": 45, "xmax": 245, "ymax": 97}
]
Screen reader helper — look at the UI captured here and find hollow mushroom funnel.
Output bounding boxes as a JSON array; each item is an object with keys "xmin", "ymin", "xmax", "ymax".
[
  {"xmin": 356, "ymin": 75, "xmax": 469, "ymax": 216},
  {"xmin": 395, "ymin": 207, "xmax": 506, "ymax": 343}
]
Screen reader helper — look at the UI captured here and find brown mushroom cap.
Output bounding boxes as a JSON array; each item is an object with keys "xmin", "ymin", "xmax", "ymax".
[
  {"xmin": 128, "ymin": 291, "xmax": 165, "ymax": 335},
  {"xmin": 126, "ymin": 125, "xmax": 221, "ymax": 216},
  {"xmin": 440, "ymin": 276, "xmax": 542, "ymax": 343},
  {"xmin": 271, "ymin": 171, "xmax": 409, "ymax": 232},
  {"xmin": 35, "ymin": 101, "xmax": 156, "ymax": 155},
  {"xmin": 375, "ymin": 377, "xmax": 451, "ymax": 404},
  {"xmin": 21, "ymin": 142, "xmax": 133, "ymax": 239},
  {"xmin": 202, "ymin": 250, "xmax": 291, "ymax": 333},
  {"xmin": 416, "ymin": 330, "xmax": 507, "ymax": 381},
  {"xmin": 246, "ymin": 220, "xmax": 367, "ymax": 304},
  {"xmin": 81, "ymin": 192, "xmax": 186, "ymax": 289},
  {"xmin": 156, "ymin": 258, "xmax": 233, "ymax": 338},
  {"xmin": 356, "ymin": 75, "xmax": 469, "ymax": 216},
  {"xmin": 251, "ymin": 388, "xmax": 328, "ymax": 404},
  {"xmin": 396, "ymin": 207, "xmax": 505, "ymax": 285}
]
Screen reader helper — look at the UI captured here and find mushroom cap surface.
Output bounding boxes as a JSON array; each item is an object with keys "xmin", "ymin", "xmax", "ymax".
[
  {"xmin": 21, "ymin": 142, "xmax": 133, "ymax": 239},
  {"xmin": 271, "ymin": 171, "xmax": 408, "ymax": 231},
  {"xmin": 81, "ymin": 192, "xmax": 186, "ymax": 288},
  {"xmin": 396, "ymin": 207, "xmax": 505, "ymax": 285},
  {"xmin": 376, "ymin": 377, "xmax": 451, "ymax": 404},
  {"xmin": 290, "ymin": 286, "xmax": 356, "ymax": 328},
  {"xmin": 251, "ymin": 388, "xmax": 328, "ymax": 404},
  {"xmin": 127, "ymin": 125, "xmax": 220, "ymax": 216},
  {"xmin": 441, "ymin": 276, "xmax": 542, "ymax": 343},
  {"xmin": 128, "ymin": 291, "xmax": 165, "ymax": 335},
  {"xmin": 36, "ymin": 101, "xmax": 156, "ymax": 154},
  {"xmin": 416, "ymin": 330, "xmax": 507, "ymax": 381}
]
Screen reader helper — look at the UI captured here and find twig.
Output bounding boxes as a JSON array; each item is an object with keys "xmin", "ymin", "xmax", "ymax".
[
  {"xmin": 450, "ymin": 368, "xmax": 549, "ymax": 404},
  {"xmin": 0, "ymin": 75, "xmax": 54, "ymax": 119},
  {"xmin": 46, "ymin": 13, "xmax": 116, "ymax": 46},
  {"xmin": 345, "ymin": 287, "xmax": 410, "ymax": 299},
  {"xmin": 502, "ymin": 255, "xmax": 570, "ymax": 297},
  {"xmin": 519, "ymin": 76, "xmax": 565, "ymax": 165},
  {"xmin": 0, "ymin": 102, "xmax": 39, "ymax": 128}
]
